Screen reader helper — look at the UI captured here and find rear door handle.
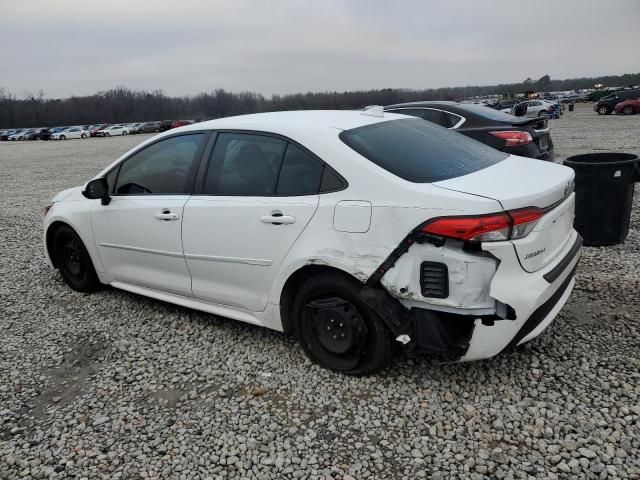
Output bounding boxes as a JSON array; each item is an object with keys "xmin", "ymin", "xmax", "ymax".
[
  {"xmin": 260, "ymin": 214, "xmax": 296, "ymax": 225},
  {"xmin": 154, "ymin": 210, "xmax": 180, "ymax": 221}
]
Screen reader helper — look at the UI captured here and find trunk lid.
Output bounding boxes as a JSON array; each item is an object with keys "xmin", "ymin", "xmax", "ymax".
[
  {"xmin": 500, "ymin": 116, "xmax": 552, "ymax": 156},
  {"xmin": 434, "ymin": 155, "xmax": 575, "ymax": 272}
]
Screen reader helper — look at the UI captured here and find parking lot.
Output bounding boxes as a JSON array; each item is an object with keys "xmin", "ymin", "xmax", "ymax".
[{"xmin": 0, "ymin": 103, "xmax": 639, "ymax": 479}]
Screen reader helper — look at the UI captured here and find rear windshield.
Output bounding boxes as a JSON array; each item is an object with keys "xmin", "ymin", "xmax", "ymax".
[
  {"xmin": 339, "ymin": 118, "xmax": 507, "ymax": 183},
  {"xmin": 459, "ymin": 104, "xmax": 518, "ymax": 121}
]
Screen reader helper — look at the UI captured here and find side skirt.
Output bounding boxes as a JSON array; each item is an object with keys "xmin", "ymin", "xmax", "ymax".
[{"xmin": 110, "ymin": 281, "xmax": 276, "ymax": 330}]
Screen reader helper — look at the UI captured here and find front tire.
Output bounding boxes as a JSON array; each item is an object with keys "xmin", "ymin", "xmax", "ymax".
[
  {"xmin": 597, "ymin": 105, "xmax": 611, "ymax": 115},
  {"xmin": 293, "ymin": 273, "xmax": 393, "ymax": 375},
  {"xmin": 52, "ymin": 225, "xmax": 101, "ymax": 292},
  {"xmin": 60, "ymin": 135, "xmax": 66, "ymax": 140},
  {"xmin": 538, "ymin": 110, "xmax": 547, "ymax": 117},
  {"xmin": 622, "ymin": 105, "xmax": 635, "ymax": 115},
  {"xmin": 106, "ymin": 132, "xmax": 110, "ymax": 137}
]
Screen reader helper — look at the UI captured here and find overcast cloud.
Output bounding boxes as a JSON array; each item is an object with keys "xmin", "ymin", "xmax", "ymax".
[{"xmin": 1, "ymin": 0, "xmax": 638, "ymax": 98}]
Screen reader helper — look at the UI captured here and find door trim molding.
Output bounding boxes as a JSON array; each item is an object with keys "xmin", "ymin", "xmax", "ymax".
[
  {"xmin": 98, "ymin": 242, "xmax": 184, "ymax": 258},
  {"xmin": 184, "ymin": 253, "xmax": 273, "ymax": 266}
]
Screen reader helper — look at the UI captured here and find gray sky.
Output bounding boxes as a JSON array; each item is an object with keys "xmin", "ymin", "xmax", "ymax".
[{"xmin": 1, "ymin": 0, "xmax": 638, "ymax": 98}]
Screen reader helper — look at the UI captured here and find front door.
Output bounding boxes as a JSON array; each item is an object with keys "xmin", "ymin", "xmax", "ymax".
[
  {"xmin": 91, "ymin": 132, "xmax": 208, "ymax": 296},
  {"xmin": 182, "ymin": 132, "xmax": 324, "ymax": 311}
]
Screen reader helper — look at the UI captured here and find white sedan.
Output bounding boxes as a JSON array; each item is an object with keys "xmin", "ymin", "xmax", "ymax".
[
  {"xmin": 511, "ymin": 99, "xmax": 557, "ymax": 117},
  {"xmin": 101, "ymin": 125, "xmax": 129, "ymax": 136},
  {"xmin": 43, "ymin": 110, "xmax": 581, "ymax": 375},
  {"xmin": 51, "ymin": 127, "xmax": 89, "ymax": 140}
]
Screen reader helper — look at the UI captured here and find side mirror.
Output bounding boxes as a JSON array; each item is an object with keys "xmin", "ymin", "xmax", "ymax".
[{"xmin": 82, "ymin": 178, "xmax": 111, "ymax": 205}]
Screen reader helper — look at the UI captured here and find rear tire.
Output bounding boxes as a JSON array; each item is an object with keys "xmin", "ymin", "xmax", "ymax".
[
  {"xmin": 597, "ymin": 105, "xmax": 611, "ymax": 115},
  {"xmin": 81, "ymin": 133, "xmax": 87, "ymax": 139},
  {"xmin": 292, "ymin": 273, "xmax": 393, "ymax": 375},
  {"xmin": 52, "ymin": 225, "xmax": 101, "ymax": 292},
  {"xmin": 622, "ymin": 105, "xmax": 635, "ymax": 115}
]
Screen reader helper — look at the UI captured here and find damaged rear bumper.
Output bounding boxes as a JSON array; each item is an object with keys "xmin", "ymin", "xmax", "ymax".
[{"xmin": 364, "ymin": 229, "xmax": 581, "ymax": 362}]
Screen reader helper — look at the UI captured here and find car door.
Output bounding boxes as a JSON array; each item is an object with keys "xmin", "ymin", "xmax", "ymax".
[
  {"xmin": 182, "ymin": 132, "xmax": 324, "ymax": 312},
  {"xmin": 91, "ymin": 132, "xmax": 208, "ymax": 296}
]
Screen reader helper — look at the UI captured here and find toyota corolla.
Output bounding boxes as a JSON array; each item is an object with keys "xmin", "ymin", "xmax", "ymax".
[{"xmin": 43, "ymin": 109, "xmax": 581, "ymax": 375}]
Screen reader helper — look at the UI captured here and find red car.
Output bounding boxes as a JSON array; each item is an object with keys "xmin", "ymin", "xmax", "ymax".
[
  {"xmin": 170, "ymin": 120, "xmax": 194, "ymax": 129},
  {"xmin": 90, "ymin": 124, "xmax": 109, "ymax": 137},
  {"xmin": 614, "ymin": 98, "xmax": 640, "ymax": 115}
]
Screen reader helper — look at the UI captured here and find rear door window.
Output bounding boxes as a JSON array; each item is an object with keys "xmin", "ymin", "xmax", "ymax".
[{"xmin": 340, "ymin": 118, "xmax": 507, "ymax": 183}]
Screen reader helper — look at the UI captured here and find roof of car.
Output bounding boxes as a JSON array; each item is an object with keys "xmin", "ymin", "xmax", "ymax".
[{"xmin": 179, "ymin": 110, "xmax": 407, "ymax": 136}]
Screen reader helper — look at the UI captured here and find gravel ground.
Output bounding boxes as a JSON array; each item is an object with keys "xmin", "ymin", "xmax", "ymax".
[{"xmin": 1, "ymin": 104, "xmax": 639, "ymax": 480}]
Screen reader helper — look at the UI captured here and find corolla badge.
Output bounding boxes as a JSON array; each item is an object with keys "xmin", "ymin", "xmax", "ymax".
[{"xmin": 524, "ymin": 248, "xmax": 546, "ymax": 260}]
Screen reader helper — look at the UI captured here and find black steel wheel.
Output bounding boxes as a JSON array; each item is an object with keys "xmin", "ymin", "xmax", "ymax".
[
  {"xmin": 53, "ymin": 225, "xmax": 100, "ymax": 292},
  {"xmin": 293, "ymin": 273, "xmax": 393, "ymax": 375}
]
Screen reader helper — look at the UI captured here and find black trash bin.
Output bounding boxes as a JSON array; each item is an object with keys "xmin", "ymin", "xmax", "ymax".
[
  {"xmin": 568, "ymin": 103, "xmax": 574, "ymax": 112},
  {"xmin": 564, "ymin": 153, "xmax": 639, "ymax": 246}
]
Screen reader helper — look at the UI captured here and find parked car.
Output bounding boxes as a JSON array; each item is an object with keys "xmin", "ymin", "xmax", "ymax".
[
  {"xmin": 170, "ymin": 120, "xmax": 194, "ymax": 129},
  {"xmin": 142, "ymin": 122, "xmax": 161, "ymax": 133},
  {"xmin": 511, "ymin": 100, "xmax": 557, "ymax": 117},
  {"xmin": 159, "ymin": 120, "xmax": 174, "ymax": 132},
  {"xmin": 9, "ymin": 129, "xmax": 35, "ymax": 141},
  {"xmin": 489, "ymin": 99, "xmax": 521, "ymax": 112},
  {"xmin": 614, "ymin": 98, "xmax": 640, "ymax": 115},
  {"xmin": 128, "ymin": 123, "xmax": 144, "ymax": 134},
  {"xmin": 99, "ymin": 125, "xmax": 129, "ymax": 137},
  {"xmin": 89, "ymin": 124, "xmax": 109, "ymax": 137},
  {"xmin": 52, "ymin": 127, "xmax": 89, "ymax": 140},
  {"xmin": 385, "ymin": 101, "xmax": 554, "ymax": 161},
  {"xmin": 37, "ymin": 128, "xmax": 53, "ymax": 141},
  {"xmin": 595, "ymin": 89, "xmax": 640, "ymax": 115},
  {"xmin": 44, "ymin": 110, "xmax": 580, "ymax": 375}
]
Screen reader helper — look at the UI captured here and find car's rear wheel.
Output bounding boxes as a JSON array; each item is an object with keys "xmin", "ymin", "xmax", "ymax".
[
  {"xmin": 622, "ymin": 105, "xmax": 635, "ymax": 115},
  {"xmin": 597, "ymin": 105, "xmax": 611, "ymax": 115},
  {"xmin": 52, "ymin": 225, "xmax": 101, "ymax": 292},
  {"xmin": 293, "ymin": 273, "xmax": 393, "ymax": 375},
  {"xmin": 81, "ymin": 133, "xmax": 87, "ymax": 139}
]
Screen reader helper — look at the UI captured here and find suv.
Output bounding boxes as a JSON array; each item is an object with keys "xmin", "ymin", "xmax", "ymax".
[{"xmin": 594, "ymin": 89, "xmax": 640, "ymax": 115}]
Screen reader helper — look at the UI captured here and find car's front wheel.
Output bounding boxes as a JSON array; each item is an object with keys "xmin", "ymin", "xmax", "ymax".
[
  {"xmin": 60, "ymin": 135, "xmax": 66, "ymax": 140},
  {"xmin": 622, "ymin": 105, "xmax": 635, "ymax": 115},
  {"xmin": 597, "ymin": 105, "xmax": 611, "ymax": 115},
  {"xmin": 293, "ymin": 273, "xmax": 393, "ymax": 375},
  {"xmin": 52, "ymin": 225, "xmax": 101, "ymax": 292},
  {"xmin": 105, "ymin": 132, "xmax": 110, "ymax": 137}
]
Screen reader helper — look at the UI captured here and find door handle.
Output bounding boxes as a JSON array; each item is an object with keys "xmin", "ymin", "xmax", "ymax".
[
  {"xmin": 154, "ymin": 211, "xmax": 180, "ymax": 221},
  {"xmin": 260, "ymin": 214, "xmax": 296, "ymax": 225}
]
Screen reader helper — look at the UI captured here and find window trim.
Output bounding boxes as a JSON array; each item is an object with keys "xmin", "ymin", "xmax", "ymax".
[
  {"xmin": 192, "ymin": 129, "xmax": 348, "ymax": 197},
  {"xmin": 107, "ymin": 130, "xmax": 211, "ymax": 197},
  {"xmin": 385, "ymin": 107, "xmax": 466, "ymax": 129}
]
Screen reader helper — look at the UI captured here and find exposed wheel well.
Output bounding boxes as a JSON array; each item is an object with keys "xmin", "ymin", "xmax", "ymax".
[
  {"xmin": 279, "ymin": 265, "xmax": 364, "ymax": 334},
  {"xmin": 46, "ymin": 221, "xmax": 71, "ymax": 268}
]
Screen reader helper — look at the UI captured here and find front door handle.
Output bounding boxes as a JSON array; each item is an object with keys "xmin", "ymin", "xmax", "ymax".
[
  {"xmin": 154, "ymin": 210, "xmax": 180, "ymax": 221},
  {"xmin": 260, "ymin": 214, "xmax": 296, "ymax": 225}
]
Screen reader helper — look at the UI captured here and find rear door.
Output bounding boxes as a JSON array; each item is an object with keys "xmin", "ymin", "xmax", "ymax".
[{"xmin": 182, "ymin": 132, "xmax": 323, "ymax": 312}]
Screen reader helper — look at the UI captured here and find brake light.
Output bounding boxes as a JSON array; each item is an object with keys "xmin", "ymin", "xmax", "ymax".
[
  {"xmin": 422, "ymin": 207, "xmax": 544, "ymax": 242},
  {"xmin": 489, "ymin": 130, "xmax": 533, "ymax": 146}
]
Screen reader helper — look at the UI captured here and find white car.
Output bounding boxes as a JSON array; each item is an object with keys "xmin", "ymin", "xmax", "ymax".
[
  {"xmin": 52, "ymin": 127, "xmax": 89, "ymax": 140},
  {"xmin": 43, "ymin": 110, "xmax": 581, "ymax": 375},
  {"xmin": 511, "ymin": 100, "xmax": 557, "ymax": 117},
  {"xmin": 101, "ymin": 125, "xmax": 129, "ymax": 137}
]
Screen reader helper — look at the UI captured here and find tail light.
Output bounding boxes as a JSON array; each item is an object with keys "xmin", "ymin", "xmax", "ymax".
[
  {"xmin": 422, "ymin": 207, "xmax": 544, "ymax": 242},
  {"xmin": 489, "ymin": 130, "xmax": 533, "ymax": 146}
]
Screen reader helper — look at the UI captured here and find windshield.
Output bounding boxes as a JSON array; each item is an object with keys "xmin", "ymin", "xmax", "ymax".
[{"xmin": 340, "ymin": 118, "xmax": 507, "ymax": 183}]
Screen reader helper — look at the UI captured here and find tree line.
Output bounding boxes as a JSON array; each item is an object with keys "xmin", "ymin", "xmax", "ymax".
[{"xmin": 1, "ymin": 73, "xmax": 639, "ymax": 128}]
